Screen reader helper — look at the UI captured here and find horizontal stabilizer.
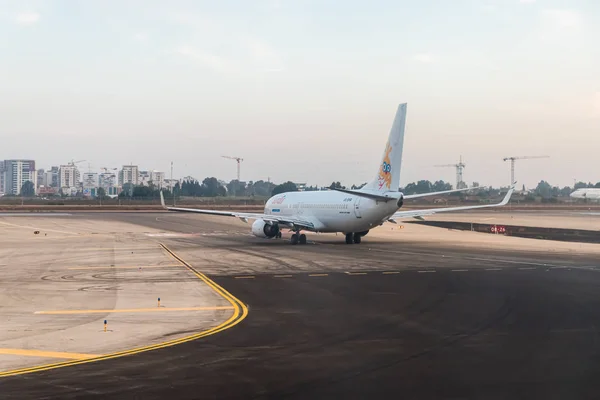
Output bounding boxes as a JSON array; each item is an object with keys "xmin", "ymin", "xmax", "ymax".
[{"xmin": 331, "ymin": 188, "xmax": 398, "ymax": 202}]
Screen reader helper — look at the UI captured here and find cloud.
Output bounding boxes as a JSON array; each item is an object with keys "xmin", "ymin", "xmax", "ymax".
[
  {"xmin": 542, "ymin": 9, "xmax": 582, "ymax": 29},
  {"xmin": 519, "ymin": 0, "xmax": 536, "ymax": 3},
  {"xmin": 242, "ymin": 37, "xmax": 285, "ymax": 72},
  {"xmin": 133, "ymin": 32, "xmax": 148, "ymax": 42},
  {"xmin": 175, "ymin": 45, "xmax": 238, "ymax": 74},
  {"xmin": 14, "ymin": 12, "xmax": 40, "ymax": 25},
  {"xmin": 412, "ymin": 53, "xmax": 436, "ymax": 64}
]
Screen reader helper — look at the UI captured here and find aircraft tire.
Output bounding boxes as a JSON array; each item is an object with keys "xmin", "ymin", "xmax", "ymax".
[
  {"xmin": 345, "ymin": 233, "xmax": 353, "ymax": 244},
  {"xmin": 299, "ymin": 234, "xmax": 307, "ymax": 245},
  {"xmin": 290, "ymin": 234, "xmax": 299, "ymax": 245},
  {"xmin": 353, "ymin": 233, "xmax": 362, "ymax": 244}
]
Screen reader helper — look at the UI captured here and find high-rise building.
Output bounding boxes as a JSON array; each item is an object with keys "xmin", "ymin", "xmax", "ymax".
[
  {"xmin": 139, "ymin": 170, "xmax": 151, "ymax": 186},
  {"xmin": 37, "ymin": 169, "xmax": 46, "ymax": 188},
  {"xmin": 119, "ymin": 165, "xmax": 139, "ymax": 186},
  {"xmin": 59, "ymin": 164, "xmax": 81, "ymax": 191},
  {"xmin": 163, "ymin": 179, "xmax": 178, "ymax": 191},
  {"xmin": 0, "ymin": 161, "xmax": 5, "ymax": 194},
  {"xmin": 47, "ymin": 166, "xmax": 59, "ymax": 188},
  {"xmin": 99, "ymin": 172, "xmax": 118, "ymax": 196},
  {"xmin": 151, "ymin": 171, "xmax": 165, "ymax": 188},
  {"xmin": 2, "ymin": 160, "xmax": 37, "ymax": 195},
  {"xmin": 82, "ymin": 172, "xmax": 99, "ymax": 197}
]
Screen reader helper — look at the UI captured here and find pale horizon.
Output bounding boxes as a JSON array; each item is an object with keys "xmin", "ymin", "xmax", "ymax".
[{"xmin": 1, "ymin": 0, "xmax": 598, "ymax": 189}]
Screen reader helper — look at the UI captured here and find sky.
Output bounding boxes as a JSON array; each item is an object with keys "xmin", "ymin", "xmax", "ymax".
[{"xmin": 1, "ymin": 0, "xmax": 598, "ymax": 189}]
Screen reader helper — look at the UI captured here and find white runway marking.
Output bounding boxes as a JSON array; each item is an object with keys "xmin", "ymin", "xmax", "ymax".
[
  {"xmin": 0, "ymin": 213, "xmax": 71, "ymax": 217},
  {"xmin": 465, "ymin": 257, "xmax": 554, "ymax": 268}
]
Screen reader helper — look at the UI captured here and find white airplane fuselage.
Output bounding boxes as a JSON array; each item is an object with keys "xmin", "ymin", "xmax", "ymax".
[
  {"xmin": 264, "ymin": 190, "xmax": 402, "ymax": 233},
  {"xmin": 571, "ymin": 189, "xmax": 600, "ymax": 200}
]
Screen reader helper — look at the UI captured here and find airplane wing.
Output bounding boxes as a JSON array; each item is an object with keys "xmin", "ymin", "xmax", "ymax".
[
  {"xmin": 390, "ymin": 186, "xmax": 514, "ymax": 221},
  {"xmin": 331, "ymin": 186, "xmax": 472, "ymax": 202},
  {"xmin": 402, "ymin": 187, "xmax": 472, "ymax": 200},
  {"xmin": 159, "ymin": 192, "xmax": 316, "ymax": 230}
]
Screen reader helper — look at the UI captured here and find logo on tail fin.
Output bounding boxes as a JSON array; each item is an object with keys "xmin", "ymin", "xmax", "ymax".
[{"xmin": 377, "ymin": 142, "xmax": 393, "ymax": 190}]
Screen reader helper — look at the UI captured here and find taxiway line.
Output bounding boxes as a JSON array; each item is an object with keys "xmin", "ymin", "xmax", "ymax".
[
  {"xmin": 0, "ymin": 244, "xmax": 248, "ymax": 378},
  {"xmin": 34, "ymin": 306, "xmax": 234, "ymax": 315},
  {"xmin": 67, "ymin": 264, "xmax": 183, "ymax": 270},
  {"xmin": 0, "ymin": 349, "xmax": 100, "ymax": 360}
]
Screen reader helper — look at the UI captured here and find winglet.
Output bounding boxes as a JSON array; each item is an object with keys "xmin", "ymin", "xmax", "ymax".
[
  {"xmin": 500, "ymin": 183, "xmax": 516, "ymax": 206},
  {"xmin": 160, "ymin": 191, "xmax": 166, "ymax": 209}
]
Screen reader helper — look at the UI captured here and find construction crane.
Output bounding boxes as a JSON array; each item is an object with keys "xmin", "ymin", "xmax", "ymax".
[
  {"xmin": 502, "ymin": 156, "xmax": 549, "ymax": 186},
  {"xmin": 222, "ymin": 156, "xmax": 244, "ymax": 181},
  {"xmin": 69, "ymin": 159, "xmax": 86, "ymax": 166},
  {"xmin": 435, "ymin": 156, "xmax": 467, "ymax": 189}
]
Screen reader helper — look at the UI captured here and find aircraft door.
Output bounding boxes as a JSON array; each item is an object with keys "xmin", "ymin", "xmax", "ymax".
[{"xmin": 354, "ymin": 198, "xmax": 362, "ymax": 218}]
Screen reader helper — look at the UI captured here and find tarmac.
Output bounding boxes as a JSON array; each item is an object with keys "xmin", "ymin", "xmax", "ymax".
[{"xmin": 1, "ymin": 211, "xmax": 600, "ymax": 399}]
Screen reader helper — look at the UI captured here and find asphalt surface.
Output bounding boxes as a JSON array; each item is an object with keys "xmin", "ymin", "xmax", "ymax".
[{"xmin": 3, "ymin": 213, "xmax": 600, "ymax": 399}]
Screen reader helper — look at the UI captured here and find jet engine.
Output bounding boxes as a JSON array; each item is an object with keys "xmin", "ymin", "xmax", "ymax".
[
  {"xmin": 251, "ymin": 219, "xmax": 280, "ymax": 238},
  {"xmin": 397, "ymin": 195, "xmax": 404, "ymax": 208}
]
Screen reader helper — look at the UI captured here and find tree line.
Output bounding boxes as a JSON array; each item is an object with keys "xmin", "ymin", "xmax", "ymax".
[{"xmin": 7, "ymin": 178, "xmax": 600, "ymax": 200}]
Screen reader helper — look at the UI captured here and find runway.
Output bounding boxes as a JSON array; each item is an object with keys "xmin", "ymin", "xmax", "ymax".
[{"xmin": 2, "ymin": 212, "xmax": 600, "ymax": 399}]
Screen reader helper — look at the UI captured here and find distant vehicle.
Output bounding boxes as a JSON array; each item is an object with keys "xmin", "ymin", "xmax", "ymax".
[
  {"xmin": 161, "ymin": 103, "xmax": 514, "ymax": 245},
  {"xmin": 570, "ymin": 189, "xmax": 600, "ymax": 200}
]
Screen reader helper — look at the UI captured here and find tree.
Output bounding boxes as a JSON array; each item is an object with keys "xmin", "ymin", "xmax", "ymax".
[
  {"xmin": 20, "ymin": 180, "xmax": 35, "ymax": 197},
  {"xmin": 574, "ymin": 181, "xmax": 590, "ymax": 190},
  {"xmin": 559, "ymin": 186, "xmax": 572, "ymax": 197},
  {"xmin": 595, "ymin": 182, "xmax": 600, "ymax": 189},
  {"xmin": 97, "ymin": 187, "xmax": 107, "ymax": 199},
  {"xmin": 248, "ymin": 180, "xmax": 276, "ymax": 197},
  {"xmin": 272, "ymin": 181, "xmax": 298, "ymax": 196},
  {"xmin": 351, "ymin": 183, "xmax": 367, "ymax": 190},
  {"xmin": 402, "ymin": 180, "xmax": 433, "ymax": 195},
  {"xmin": 201, "ymin": 177, "xmax": 225, "ymax": 197},
  {"xmin": 132, "ymin": 185, "xmax": 156, "ymax": 198},
  {"xmin": 534, "ymin": 180, "xmax": 552, "ymax": 199},
  {"xmin": 119, "ymin": 182, "xmax": 134, "ymax": 198},
  {"xmin": 329, "ymin": 181, "xmax": 345, "ymax": 190},
  {"xmin": 432, "ymin": 180, "xmax": 452, "ymax": 192},
  {"xmin": 227, "ymin": 180, "xmax": 246, "ymax": 197}
]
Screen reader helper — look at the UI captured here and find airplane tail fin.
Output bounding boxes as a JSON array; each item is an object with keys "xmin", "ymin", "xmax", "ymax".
[{"xmin": 362, "ymin": 103, "xmax": 407, "ymax": 193}]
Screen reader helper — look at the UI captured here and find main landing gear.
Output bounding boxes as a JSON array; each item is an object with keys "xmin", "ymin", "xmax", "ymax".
[
  {"xmin": 290, "ymin": 232, "xmax": 307, "ymax": 245},
  {"xmin": 345, "ymin": 233, "xmax": 362, "ymax": 244}
]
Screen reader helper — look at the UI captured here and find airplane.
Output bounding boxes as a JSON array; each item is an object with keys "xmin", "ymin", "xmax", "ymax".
[
  {"xmin": 570, "ymin": 188, "xmax": 600, "ymax": 200},
  {"xmin": 160, "ymin": 103, "xmax": 515, "ymax": 245}
]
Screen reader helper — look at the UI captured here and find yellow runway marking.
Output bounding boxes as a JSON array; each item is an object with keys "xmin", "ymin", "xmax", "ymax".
[
  {"xmin": 274, "ymin": 274, "xmax": 293, "ymax": 278},
  {"xmin": 35, "ymin": 306, "xmax": 234, "ymax": 315},
  {"xmin": 382, "ymin": 271, "xmax": 400, "ymax": 274},
  {"xmin": 0, "ymin": 349, "xmax": 100, "ymax": 360},
  {"xmin": 0, "ymin": 244, "xmax": 248, "ymax": 378},
  {"xmin": 234, "ymin": 276, "xmax": 255, "ymax": 279},
  {"xmin": 73, "ymin": 247, "xmax": 160, "ymax": 251},
  {"xmin": 309, "ymin": 273, "xmax": 329, "ymax": 277},
  {"xmin": 68, "ymin": 264, "xmax": 183, "ymax": 270}
]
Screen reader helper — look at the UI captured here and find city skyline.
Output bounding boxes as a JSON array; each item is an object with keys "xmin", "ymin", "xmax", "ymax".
[{"xmin": 1, "ymin": 1, "xmax": 598, "ymax": 188}]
